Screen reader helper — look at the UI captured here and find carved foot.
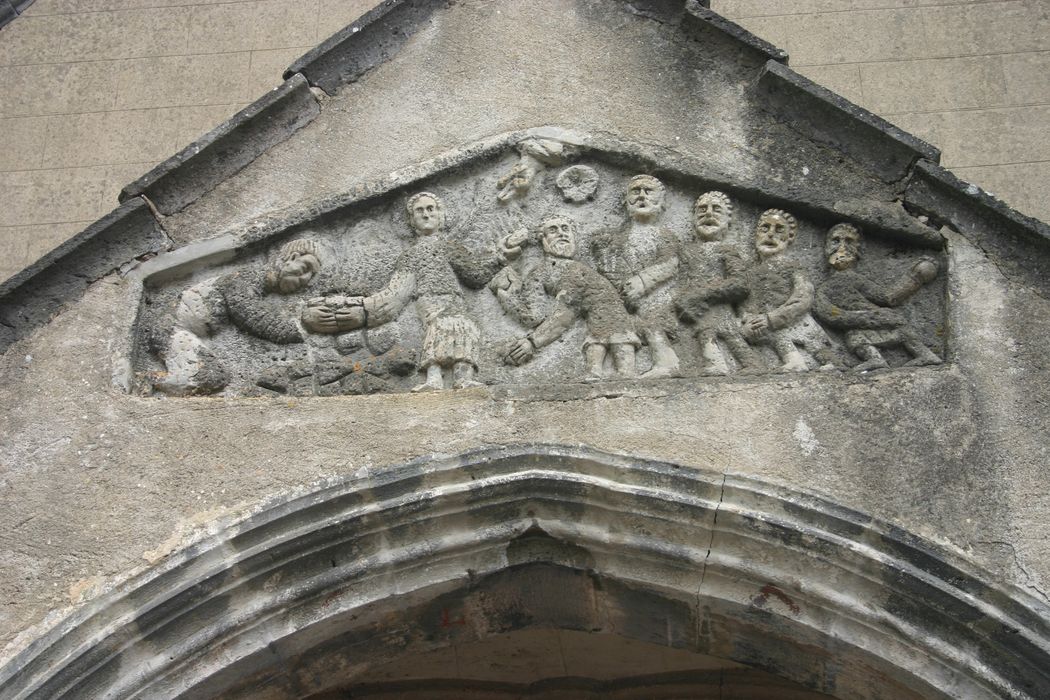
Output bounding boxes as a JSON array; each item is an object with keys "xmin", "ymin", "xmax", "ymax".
[
  {"xmin": 904, "ymin": 353, "xmax": 942, "ymax": 367},
  {"xmin": 641, "ymin": 365, "xmax": 680, "ymax": 380},
  {"xmin": 854, "ymin": 357, "xmax": 890, "ymax": 372},
  {"xmin": 453, "ymin": 379, "xmax": 485, "ymax": 390},
  {"xmin": 411, "ymin": 380, "xmax": 444, "ymax": 392}
]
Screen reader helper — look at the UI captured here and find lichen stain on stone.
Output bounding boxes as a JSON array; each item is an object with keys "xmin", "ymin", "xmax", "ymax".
[
  {"xmin": 749, "ymin": 583, "xmax": 801, "ymax": 616},
  {"xmin": 792, "ymin": 417, "xmax": 821, "ymax": 456}
]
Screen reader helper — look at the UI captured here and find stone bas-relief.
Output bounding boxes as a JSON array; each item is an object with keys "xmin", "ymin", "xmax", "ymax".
[{"xmin": 136, "ymin": 140, "xmax": 947, "ymax": 397}]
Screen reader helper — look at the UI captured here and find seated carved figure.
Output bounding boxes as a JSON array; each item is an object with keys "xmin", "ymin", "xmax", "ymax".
[
  {"xmin": 728, "ymin": 209, "xmax": 837, "ymax": 372},
  {"xmin": 502, "ymin": 215, "xmax": 641, "ymax": 380},
  {"xmin": 813, "ymin": 223, "xmax": 941, "ymax": 371},
  {"xmin": 673, "ymin": 191, "xmax": 761, "ymax": 374},
  {"xmin": 153, "ymin": 238, "xmax": 323, "ymax": 395}
]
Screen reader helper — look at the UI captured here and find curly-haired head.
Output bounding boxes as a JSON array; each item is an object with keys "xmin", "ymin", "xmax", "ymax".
[{"xmin": 755, "ymin": 208, "xmax": 799, "ymax": 259}]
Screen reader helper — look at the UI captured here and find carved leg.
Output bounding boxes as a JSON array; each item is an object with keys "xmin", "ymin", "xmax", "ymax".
[
  {"xmin": 698, "ymin": 329, "xmax": 729, "ymax": 376},
  {"xmin": 611, "ymin": 344, "xmax": 637, "ymax": 379},
  {"xmin": 452, "ymin": 362, "xmax": 484, "ymax": 389},
  {"xmin": 772, "ymin": 334, "xmax": 809, "ymax": 373},
  {"xmin": 721, "ymin": 329, "xmax": 764, "ymax": 374},
  {"xmin": 641, "ymin": 330, "xmax": 680, "ymax": 379},
  {"xmin": 412, "ymin": 363, "xmax": 445, "ymax": 392},
  {"xmin": 584, "ymin": 344, "xmax": 607, "ymax": 381},
  {"xmin": 899, "ymin": 328, "xmax": 943, "ymax": 366},
  {"xmin": 853, "ymin": 345, "xmax": 889, "ymax": 372}
]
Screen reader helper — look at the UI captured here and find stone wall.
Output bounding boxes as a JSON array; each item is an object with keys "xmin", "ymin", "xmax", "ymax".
[{"xmin": 0, "ymin": 0, "xmax": 1047, "ymax": 282}]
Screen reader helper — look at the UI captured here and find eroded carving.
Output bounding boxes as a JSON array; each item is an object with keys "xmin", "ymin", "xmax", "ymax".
[
  {"xmin": 674, "ymin": 192, "xmax": 759, "ymax": 375},
  {"xmin": 593, "ymin": 175, "xmax": 681, "ymax": 378},
  {"xmin": 814, "ymin": 223, "xmax": 942, "ymax": 371},
  {"xmin": 503, "ymin": 215, "xmax": 640, "ymax": 379},
  {"xmin": 137, "ymin": 138, "xmax": 949, "ymax": 396},
  {"xmin": 732, "ymin": 210, "xmax": 837, "ymax": 372},
  {"xmin": 556, "ymin": 165, "xmax": 599, "ymax": 203}
]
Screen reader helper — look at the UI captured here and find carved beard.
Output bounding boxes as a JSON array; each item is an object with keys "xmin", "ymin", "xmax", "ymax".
[
  {"xmin": 829, "ymin": 248, "xmax": 857, "ymax": 270},
  {"xmin": 695, "ymin": 220, "xmax": 727, "ymax": 241}
]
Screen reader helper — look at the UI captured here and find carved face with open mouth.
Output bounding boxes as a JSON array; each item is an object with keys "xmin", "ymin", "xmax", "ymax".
[
  {"xmin": 755, "ymin": 209, "xmax": 798, "ymax": 259},
  {"xmin": 693, "ymin": 191, "xmax": 733, "ymax": 241},
  {"xmin": 407, "ymin": 192, "xmax": 445, "ymax": 235},
  {"xmin": 624, "ymin": 175, "xmax": 666, "ymax": 222}
]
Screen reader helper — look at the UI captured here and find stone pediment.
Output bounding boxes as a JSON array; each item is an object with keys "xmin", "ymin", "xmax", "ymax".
[{"xmin": 131, "ymin": 128, "xmax": 948, "ymax": 397}]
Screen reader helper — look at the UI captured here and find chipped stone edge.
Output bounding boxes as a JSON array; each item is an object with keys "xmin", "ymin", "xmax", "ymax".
[
  {"xmin": 1, "ymin": 445, "xmax": 1048, "ymax": 698},
  {"xmin": 755, "ymin": 60, "xmax": 940, "ymax": 183},
  {"xmin": 682, "ymin": 0, "xmax": 789, "ymax": 63},
  {"xmin": 0, "ymin": 197, "xmax": 169, "ymax": 354},
  {"xmin": 118, "ymin": 73, "xmax": 320, "ymax": 216},
  {"xmin": 905, "ymin": 159, "xmax": 1050, "ymax": 247},
  {"xmin": 285, "ymin": 0, "xmax": 451, "ymax": 95}
]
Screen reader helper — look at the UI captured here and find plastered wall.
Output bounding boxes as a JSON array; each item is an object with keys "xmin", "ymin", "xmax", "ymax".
[{"xmin": 0, "ymin": 0, "xmax": 1047, "ymax": 282}]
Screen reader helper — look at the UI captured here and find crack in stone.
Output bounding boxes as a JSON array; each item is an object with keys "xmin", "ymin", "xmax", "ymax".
[
  {"xmin": 978, "ymin": 539, "xmax": 1050, "ymax": 605},
  {"xmin": 696, "ymin": 471, "xmax": 727, "ymax": 644}
]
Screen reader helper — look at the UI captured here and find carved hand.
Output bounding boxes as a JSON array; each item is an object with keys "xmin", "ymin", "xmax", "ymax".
[
  {"xmin": 302, "ymin": 303, "xmax": 338, "ymax": 333},
  {"xmin": 505, "ymin": 337, "xmax": 536, "ymax": 366},
  {"xmin": 741, "ymin": 313, "xmax": 770, "ymax": 340},
  {"xmin": 622, "ymin": 275, "xmax": 646, "ymax": 302},
  {"xmin": 496, "ymin": 160, "xmax": 540, "ymax": 202},
  {"xmin": 912, "ymin": 258, "xmax": 939, "ymax": 284},
  {"xmin": 499, "ymin": 228, "xmax": 529, "ymax": 260}
]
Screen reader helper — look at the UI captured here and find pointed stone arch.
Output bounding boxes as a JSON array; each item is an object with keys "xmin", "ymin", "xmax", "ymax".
[{"xmin": 2, "ymin": 446, "xmax": 1048, "ymax": 699}]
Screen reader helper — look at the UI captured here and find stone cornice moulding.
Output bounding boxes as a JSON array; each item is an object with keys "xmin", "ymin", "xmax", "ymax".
[
  {"xmin": 3, "ymin": 2, "xmax": 1050, "ymax": 355},
  {"xmin": 0, "ymin": 445, "xmax": 1046, "ymax": 699}
]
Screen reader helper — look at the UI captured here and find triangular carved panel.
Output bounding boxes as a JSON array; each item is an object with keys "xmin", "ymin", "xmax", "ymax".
[{"xmin": 134, "ymin": 129, "xmax": 946, "ymax": 397}]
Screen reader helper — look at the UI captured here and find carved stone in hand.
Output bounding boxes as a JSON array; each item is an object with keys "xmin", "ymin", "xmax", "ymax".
[{"xmin": 505, "ymin": 337, "xmax": 535, "ymax": 366}]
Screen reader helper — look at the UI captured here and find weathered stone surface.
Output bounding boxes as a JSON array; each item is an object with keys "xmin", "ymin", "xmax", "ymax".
[
  {"xmin": 119, "ymin": 73, "xmax": 319, "ymax": 215},
  {"xmin": 2, "ymin": 2, "xmax": 1050, "ymax": 698},
  {"xmin": 0, "ymin": 197, "xmax": 167, "ymax": 352},
  {"xmin": 755, "ymin": 59, "xmax": 940, "ymax": 182}
]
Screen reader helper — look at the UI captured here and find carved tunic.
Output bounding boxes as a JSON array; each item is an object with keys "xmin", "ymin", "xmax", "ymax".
[
  {"xmin": 674, "ymin": 241, "xmax": 749, "ymax": 332},
  {"xmin": 530, "ymin": 257, "xmax": 640, "ymax": 349},
  {"xmin": 814, "ymin": 269, "xmax": 919, "ymax": 349},
  {"xmin": 217, "ymin": 270, "xmax": 304, "ymax": 344},
  {"xmin": 593, "ymin": 224, "xmax": 679, "ymax": 337},
  {"xmin": 371, "ymin": 235, "xmax": 505, "ymax": 370},
  {"xmin": 741, "ymin": 258, "xmax": 829, "ymax": 350}
]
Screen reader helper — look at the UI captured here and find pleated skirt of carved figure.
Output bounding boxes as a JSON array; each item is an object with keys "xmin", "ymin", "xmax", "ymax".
[{"xmin": 415, "ymin": 293, "xmax": 480, "ymax": 370}]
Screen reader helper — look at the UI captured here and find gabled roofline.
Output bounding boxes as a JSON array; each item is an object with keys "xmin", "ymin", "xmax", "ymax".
[{"xmin": 1, "ymin": 1, "xmax": 1048, "ymax": 354}]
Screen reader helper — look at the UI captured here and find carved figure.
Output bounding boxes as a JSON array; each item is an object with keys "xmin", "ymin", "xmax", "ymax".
[
  {"xmin": 814, "ymin": 223, "xmax": 942, "ymax": 371},
  {"xmin": 503, "ymin": 215, "xmax": 640, "ymax": 380},
  {"xmin": 496, "ymin": 137, "xmax": 579, "ymax": 202},
  {"xmin": 303, "ymin": 192, "xmax": 520, "ymax": 391},
  {"xmin": 153, "ymin": 238, "xmax": 323, "ymax": 395},
  {"xmin": 673, "ymin": 192, "xmax": 761, "ymax": 374},
  {"xmin": 593, "ymin": 175, "xmax": 681, "ymax": 378},
  {"xmin": 555, "ymin": 165, "xmax": 599, "ymax": 203},
  {"xmin": 730, "ymin": 209, "xmax": 836, "ymax": 372}
]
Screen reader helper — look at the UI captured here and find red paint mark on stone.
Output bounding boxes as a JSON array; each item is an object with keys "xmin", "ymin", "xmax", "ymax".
[
  {"xmin": 440, "ymin": 609, "xmax": 466, "ymax": 628},
  {"xmin": 750, "ymin": 583, "xmax": 801, "ymax": 616}
]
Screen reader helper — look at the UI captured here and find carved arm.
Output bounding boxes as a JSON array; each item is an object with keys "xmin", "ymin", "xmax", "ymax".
[
  {"xmin": 362, "ymin": 269, "xmax": 416, "ymax": 326},
  {"xmin": 766, "ymin": 271, "xmax": 814, "ymax": 331}
]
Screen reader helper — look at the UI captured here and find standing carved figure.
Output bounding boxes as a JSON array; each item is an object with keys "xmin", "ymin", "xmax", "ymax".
[
  {"xmin": 504, "ymin": 215, "xmax": 641, "ymax": 380},
  {"xmin": 813, "ymin": 223, "xmax": 942, "ymax": 371},
  {"xmin": 303, "ymin": 192, "xmax": 519, "ymax": 391},
  {"xmin": 153, "ymin": 238, "xmax": 323, "ymax": 395},
  {"xmin": 729, "ymin": 209, "xmax": 836, "ymax": 372},
  {"xmin": 593, "ymin": 175, "xmax": 681, "ymax": 378},
  {"xmin": 673, "ymin": 192, "xmax": 761, "ymax": 374}
]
